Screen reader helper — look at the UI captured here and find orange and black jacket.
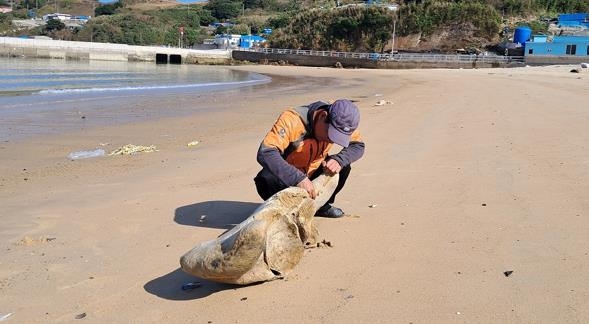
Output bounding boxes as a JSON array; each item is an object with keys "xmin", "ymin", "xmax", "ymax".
[{"xmin": 257, "ymin": 101, "xmax": 365, "ymax": 187}]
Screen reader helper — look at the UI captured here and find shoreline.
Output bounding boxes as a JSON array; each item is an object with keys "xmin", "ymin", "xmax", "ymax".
[
  {"xmin": 0, "ymin": 65, "xmax": 348, "ymax": 197},
  {"xmin": 0, "ymin": 67, "xmax": 275, "ymax": 142},
  {"xmin": 2, "ymin": 64, "xmax": 589, "ymax": 323}
]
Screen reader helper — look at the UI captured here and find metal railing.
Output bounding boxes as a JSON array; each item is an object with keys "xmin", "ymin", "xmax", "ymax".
[{"xmin": 241, "ymin": 47, "xmax": 525, "ymax": 64}]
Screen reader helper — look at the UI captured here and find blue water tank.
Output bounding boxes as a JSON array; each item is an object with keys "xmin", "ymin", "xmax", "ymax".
[{"xmin": 514, "ymin": 27, "xmax": 532, "ymax": 45}]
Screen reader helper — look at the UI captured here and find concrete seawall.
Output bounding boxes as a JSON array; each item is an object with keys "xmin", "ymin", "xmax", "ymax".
[
  {"xmin": 525, "ymin": 55, "xmax": 589, "ymax": 65},
  {"xmin": 1, "ymin": 37, "xmax": 535, "ymax": 69},
  {"xmin": 0, "ymin": 37, "xmax": 232, "ymax": 64},
  {"xmin": 232, "ymin": 50, "xmax": 525, "ymax": 69}
]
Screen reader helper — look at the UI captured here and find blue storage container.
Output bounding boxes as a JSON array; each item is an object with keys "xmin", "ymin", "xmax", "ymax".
[{"xmin": 514, "ymin": 27, "xmax": 532, "ymax": 45}]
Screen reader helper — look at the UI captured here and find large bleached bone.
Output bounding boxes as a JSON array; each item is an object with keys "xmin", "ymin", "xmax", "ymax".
[{"xmin": 180, "ymin": 174, "xmax": 339, "ymax": 285}]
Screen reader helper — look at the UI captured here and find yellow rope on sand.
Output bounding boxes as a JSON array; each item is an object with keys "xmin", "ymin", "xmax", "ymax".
[{"xmin": 109, "ymin": 144, "xmax": 157, "ymax": 156}]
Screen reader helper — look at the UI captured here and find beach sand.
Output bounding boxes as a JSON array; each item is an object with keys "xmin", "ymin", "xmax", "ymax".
[{"xmin": 1, "ymin": 64, "xmax": 589, "ymax": 323}]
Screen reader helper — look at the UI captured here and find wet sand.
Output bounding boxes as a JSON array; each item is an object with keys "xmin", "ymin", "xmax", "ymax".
[{"xmin": 1, "ymin": 64, "xmax": 589, "ymax": 323}]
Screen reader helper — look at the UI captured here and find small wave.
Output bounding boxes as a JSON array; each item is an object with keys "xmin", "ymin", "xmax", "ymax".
[{"xmin": 37, "ymin": 77, "xmax": 270, "ymax": 95}]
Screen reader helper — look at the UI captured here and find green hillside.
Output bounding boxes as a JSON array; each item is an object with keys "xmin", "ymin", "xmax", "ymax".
[{"xmin": 2, "ymin": 0, "xmax": 589, "ymax": 53}]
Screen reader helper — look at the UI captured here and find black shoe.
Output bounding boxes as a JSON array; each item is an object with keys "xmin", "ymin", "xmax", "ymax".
[{"xmin": 315, "ymin": 204, "xmax": 345, "ymax": 218}]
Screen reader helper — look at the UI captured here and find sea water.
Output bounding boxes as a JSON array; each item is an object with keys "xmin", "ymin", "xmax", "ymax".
[{"xmin": 0, "ymin": 58, "xmax": 270, "ymax": 140}]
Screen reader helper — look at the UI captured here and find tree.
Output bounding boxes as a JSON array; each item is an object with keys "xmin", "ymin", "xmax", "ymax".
[
  {"xmin": 214, "ymin": 25, "xmax": 228, "ymax": 34},
  {"xmin": 0, "ymin": 13, "xmax": 11, "ymax": 31},
  {"xmin": 237, "ymin": 16, "xmax": 266, "ymax": 34},
  {"xmin": 205, "ymin": 0, "xmax": 242, "ymax": 20},
  {"xmin": 44, "ymin": 19, "xmax": 65, "ymax": 32},
  {"xmin": 267, "ymin": 13, "xmax": 292, "ymax": 29},
  {"xmin": 231, "ymin": 23, "xmax": 251, "ymax": 35},
  {"xmin": 244, "ymin": 0, "xmax": 278, "ymax": 10},
  {"xmin": 62, "ymin": 0, "xmax": 72, "ymax": 9},
  {"xmin": 95, "ymin": 1, "xmax": 123, "ymax": 17}
]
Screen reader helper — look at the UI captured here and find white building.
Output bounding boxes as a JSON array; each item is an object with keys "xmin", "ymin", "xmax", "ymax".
[
  {"xmin": 42, "ymin": 13, "xmax": 72, "ymax": 22},
  {"xmin": 213, "ymin": 34, "xmax": 241, "ymax": 49}
]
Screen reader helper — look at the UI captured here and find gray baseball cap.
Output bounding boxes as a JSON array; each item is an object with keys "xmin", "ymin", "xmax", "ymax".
[{"xmin": 327, "ymin": 99, "xmax": 360, "ymax": 147}]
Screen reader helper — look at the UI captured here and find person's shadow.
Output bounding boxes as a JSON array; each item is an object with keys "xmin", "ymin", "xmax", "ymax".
[
  {"xmin": 174, "ymin": 200, "xmax": 261, "ymax": 230},
  {"xmin": 144, "ymin": 200, "xmax": 262, "ymax": 300}
]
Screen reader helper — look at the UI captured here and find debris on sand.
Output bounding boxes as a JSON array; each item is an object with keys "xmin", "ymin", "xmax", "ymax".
[
  {"xmin": 17, "ymin": 236, "xmax": 56, "ymax": 246},
  {"xmin": 571, "ymin": 64, "xmax": 587, "ymax": 73},
  {"xmin": 67, "ymin": 149, "xmax": 105, "ymax": 160},
  {"xmin": 374, "ymin": 100, "xmax": 393, "ymax": 106},
  {"xmin": 317, "ymin": 239, "xmax": 333, "ymax": 248},
  {"xmin": 0, "ymin": 313, "xmax": 13, "ymax": 321},
  {"xmin": 181, "ymin": 282, "xmax": 202, "ymax": 291},
  {"xmin": 109, "ymin": 144, "xmax": 157, "ymax": 156}
]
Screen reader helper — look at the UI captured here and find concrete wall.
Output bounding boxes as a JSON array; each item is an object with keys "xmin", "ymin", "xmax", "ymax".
[
  {"xmin": 232, "ymin": 50, "xmax": 523, "ymax": 69},
  {"xmin": 4, "ymin": 37, "xmax": 546, "ymax": 68},
  {"xmin": 0, "ymin": 37, "xmax": 232, "ymax": 64},
  {"xmin": 525, "ymin": 55, "xmax": 589, "ymax": 65}
]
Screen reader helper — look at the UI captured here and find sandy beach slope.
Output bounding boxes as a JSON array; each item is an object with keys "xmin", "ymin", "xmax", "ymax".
[{"xmin": 1, "ymin": 64, "xmax": 589, "ymax": 323}]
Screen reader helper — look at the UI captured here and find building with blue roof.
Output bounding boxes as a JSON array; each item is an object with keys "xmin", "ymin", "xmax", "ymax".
[
  {"xmin": 239, "ymin": 35, "xmax": 266, "ymax": 48},
  {"xmin": 523, "ymin": 13, "xmax": 589, "ymax": 64},
  {"xmin": 558, "ymin": 13, "xmax": 589, "ymax": 29}
]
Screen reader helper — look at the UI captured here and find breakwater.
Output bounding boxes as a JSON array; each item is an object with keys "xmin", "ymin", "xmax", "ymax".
[{"xmin": 0, "ymin": 37, "xmax": 231, "ymax": 64}]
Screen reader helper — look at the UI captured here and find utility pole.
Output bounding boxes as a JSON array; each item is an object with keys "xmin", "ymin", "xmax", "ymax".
[
  {"xmin": 178, "ymin": 25, "xmax": 184, "ymax": 48},
  {"xmin": 391, "ymin": 18, "xmax": 396, "ymax": 54},
  {"xmin": 389, "ymin": 5, "xmax": 399, "ymax": 55},
  {"xmin": 92, "ymin": 1, "xmax": 95, "ymax": 42}
]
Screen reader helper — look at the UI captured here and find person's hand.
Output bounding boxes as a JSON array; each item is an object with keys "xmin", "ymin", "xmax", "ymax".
[
  {"xmin": 297, "ymin": 177, "xmax": 316, "ymax": 199},
  {"xmin": 321, "ymin": 159, "xmax": 342, "ymax": 176}
]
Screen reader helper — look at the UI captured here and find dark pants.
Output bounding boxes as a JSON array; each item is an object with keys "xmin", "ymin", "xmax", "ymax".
[{"xmin": 254, "ymin": 163, "xmax": 351, "ymax": 205}]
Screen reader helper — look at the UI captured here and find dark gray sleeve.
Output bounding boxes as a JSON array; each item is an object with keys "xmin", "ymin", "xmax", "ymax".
[
  {"xmin": 330, "ymin": 141, "xmax": 365, "ymax": 167},
  {"xmin": 257, "ymin": 145, "xmax": 307, "ymax": 187}
]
